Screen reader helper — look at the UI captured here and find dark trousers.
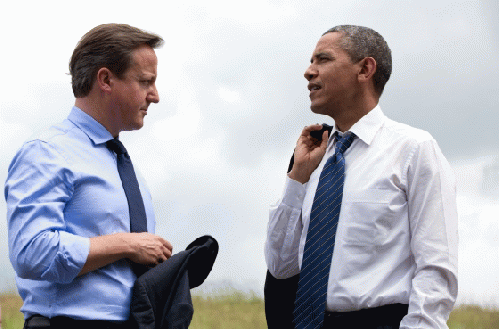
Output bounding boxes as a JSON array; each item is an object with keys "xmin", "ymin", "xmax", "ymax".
[
  {"xmin": 24, "ymin": 315, "xmax": 131, "ymax": 329},
  {"xmin": 322, "ymin": 304, "xmax": 409, "ymax": 329}
]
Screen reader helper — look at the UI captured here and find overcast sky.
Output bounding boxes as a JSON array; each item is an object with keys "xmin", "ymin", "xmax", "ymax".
[{"xmin": 1, "ymin": 0, "xmax": 498, "ymax": 307}]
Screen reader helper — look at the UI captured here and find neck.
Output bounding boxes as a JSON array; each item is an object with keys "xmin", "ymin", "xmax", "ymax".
[
  {"xmin": 75, "ymin": 95, "xmax": 120, "ymax": 138},
  {"xmin": 333, "ymin": 94, "xmax": 378, "ymax": 132}
]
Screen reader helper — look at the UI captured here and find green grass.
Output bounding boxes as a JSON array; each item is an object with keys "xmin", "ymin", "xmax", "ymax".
[{"xmin": 2, "ymin": 293, "xmax": 498, "ymax": 328}]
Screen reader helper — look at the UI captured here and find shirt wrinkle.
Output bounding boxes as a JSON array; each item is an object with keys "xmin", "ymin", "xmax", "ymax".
[
  {"xmin": 5, "ymin": 106, "xmax": 155, "ymax": 320},
  {"xmin": 265, "ymin": 105, "xmax": 458, "ymax": 328},
  {"xmin": 67, "ymin": 106, "xmax": 114, "ymax": 145}
]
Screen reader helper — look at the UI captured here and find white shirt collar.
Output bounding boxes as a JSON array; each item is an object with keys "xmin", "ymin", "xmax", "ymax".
[{"xmin": 331, "ymin": 104, "xmax": 386, "ymax": 146}]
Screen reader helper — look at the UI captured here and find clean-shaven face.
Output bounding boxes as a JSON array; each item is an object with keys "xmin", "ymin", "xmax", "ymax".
[
  {"xmin": 304, "ymin": 32, "xmax": 361, "ymax": 116},
  {"xmin": 112, "ymin": 44, "xmax": 160, "ymax": 132}
]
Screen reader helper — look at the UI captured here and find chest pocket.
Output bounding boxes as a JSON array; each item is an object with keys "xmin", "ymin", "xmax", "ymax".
[{"xmin": 340, "ymin": 188, "xmax": 394, "ymax": 247}]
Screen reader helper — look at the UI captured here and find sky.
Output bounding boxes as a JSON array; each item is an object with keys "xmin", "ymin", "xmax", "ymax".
[{"xmin": 1, "ymin": 0, "xmax": 498, "ymax": 307}]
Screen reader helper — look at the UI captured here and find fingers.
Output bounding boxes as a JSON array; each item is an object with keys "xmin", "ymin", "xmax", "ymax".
[
  {"xmin": 152, "ymin": 237, "xmax": 172, "ymax": 263},
  {"xmin": 153, "ymin": 240, "xmax": 172, "ymax": 265},
  {"xmin": 157, "ymin": 252, "xmax": 167, "ymax": 264},
  {"xmin": 320, "ymin": 130, "xmax": 329, "ymax": 149},
  {"xmin": 128, "ymin": 233, "xmax": 174, "ymax": 265},
  {"xmin": 300, "ymin": 123, "xmax": 323, "ymax": 137},
  {"xmin": 163, "ymin": 239, "xmax": 173, "ymax": 252},
  {"xmin": 159, "ymin": 238, "xmax": 173, "ymax": 260},
  {"xmin": 298, "ymin": 124, "xmax": 329, "ymax": 150},
  {"xmin": 162, "ymin": 243, "xmax": 172, "ymax": 259}
]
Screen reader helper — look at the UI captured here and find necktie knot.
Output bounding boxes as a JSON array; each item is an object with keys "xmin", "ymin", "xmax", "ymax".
[
  {"xmin": 334, "ymin": 132, "xmax": 356, "ymax": 155},
  {"xmin": 106, "ymin": 138, "xmax": 128, "ymax": 156}
]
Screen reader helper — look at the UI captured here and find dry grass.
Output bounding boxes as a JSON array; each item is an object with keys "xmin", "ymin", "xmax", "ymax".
[
  {"xmin": 1, "ymin": 294, "xmax": 24, "ymax": 329},
  {"xmin": 2, "ymin": 293, "xmax": 498, "ymax": 329},
  {"xmin": 448, "ymin": 304, "xmax": 499, "ymax": 329},
  {"xmin": 190, "ymin": 293, "xmax": 266, "ymax": 329}
]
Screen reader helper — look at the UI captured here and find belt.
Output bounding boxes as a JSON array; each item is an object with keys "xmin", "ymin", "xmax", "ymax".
[
  {"xmin": 25, "ymin": 315, "xmax": 131, "ymax": 329},
  {"xmin": 323, "ymin": 304, "xmax": 409, "ymax": 328}
]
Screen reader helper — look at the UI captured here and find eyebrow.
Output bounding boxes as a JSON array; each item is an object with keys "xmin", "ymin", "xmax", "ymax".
[
  {"xmin": 310, "ymin": 52, "xmax": 334, "ymax": 63},
  {"xmin": 138, "ymin": 73, "xmax": 156, "ymax": 80}
]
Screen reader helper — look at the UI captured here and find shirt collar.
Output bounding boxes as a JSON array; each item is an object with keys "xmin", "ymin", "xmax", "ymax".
[
  {"xmin": 332, "ymin": 104, "xmax": 386, "ymax": 146},
  {"xmin": 67, "ymin": 106, "xmax": 114, "ymax": 145}
]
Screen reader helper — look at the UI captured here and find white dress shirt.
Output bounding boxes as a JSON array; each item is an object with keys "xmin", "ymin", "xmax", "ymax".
[{"xmin": 265, "ymin": 105, "xmax": 458, "ymax": 329}]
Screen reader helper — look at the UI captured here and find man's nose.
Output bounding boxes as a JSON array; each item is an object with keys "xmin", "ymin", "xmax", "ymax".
[
  {"xmin": 304, "ymin": 65, "xmax": 317, "ymax": 81},
  {"xmin": 149, "ymin": 86, "xmax": 160, "ymax": 103}
]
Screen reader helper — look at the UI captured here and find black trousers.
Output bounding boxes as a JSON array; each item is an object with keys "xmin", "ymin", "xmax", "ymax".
[
  {"xmin": 321, "ymin": 304, "xmax": 409, "ymax": 329},
  {"xmin": 24, "ymin": 315, "xmax": 131, "ymax": 329}
]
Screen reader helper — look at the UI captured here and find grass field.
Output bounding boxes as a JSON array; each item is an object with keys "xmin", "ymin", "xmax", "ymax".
[{"xmin": 1, "ymin": 293, "xmax": 498, "ymax": 328}]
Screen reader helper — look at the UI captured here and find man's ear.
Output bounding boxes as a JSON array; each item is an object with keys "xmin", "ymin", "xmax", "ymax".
[
  {"xmin": 96, "ymin": 67, "xmax": 113, "ymax": 93},
  {"xmin": 358, "ymin": 57, "xmax": 377, "ymax": 83}
]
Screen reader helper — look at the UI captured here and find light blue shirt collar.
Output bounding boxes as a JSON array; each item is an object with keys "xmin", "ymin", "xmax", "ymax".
[{"xmin": 67, "ymin": 106, "xmax": 114, "ymax": 145}]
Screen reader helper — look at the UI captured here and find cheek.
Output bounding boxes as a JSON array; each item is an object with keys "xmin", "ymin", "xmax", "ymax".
[
  {"xmin": 127, "ymin": 91, "xmax": 143, "ymax": 106},
  {"xmin": 135, "ymin": 89, "xmax": 148, "ymax": 102},
  {"xmin": 321, "ymin": 71, "xmax": 337, "ymax": 87}
]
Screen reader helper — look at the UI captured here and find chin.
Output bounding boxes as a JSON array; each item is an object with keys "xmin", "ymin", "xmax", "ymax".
[
  {"xmin": 310, "ymin": 104, "xmax": 328, "ymax": 116},
  {"xmin": 126, "ymin": 122, "xmax": 144, "ymax": 131}
]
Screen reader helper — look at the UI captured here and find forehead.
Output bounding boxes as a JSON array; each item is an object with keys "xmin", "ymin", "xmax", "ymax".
[
  {"xmin": 130, "ymin": 45, "xmax": 158, "ymax": 73},
  {"xmin": 312, "ymin": 32, "xmax": 347, "ymax": 56}
]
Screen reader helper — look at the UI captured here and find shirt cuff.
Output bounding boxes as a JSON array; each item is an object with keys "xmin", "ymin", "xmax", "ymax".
[
  {"xmin": 47, "ymin": 232, "xmax": 90, "ymax": 283},
  {"xmin": 282, "ymin": 176, "xmax": 306, "ymax": 208}
]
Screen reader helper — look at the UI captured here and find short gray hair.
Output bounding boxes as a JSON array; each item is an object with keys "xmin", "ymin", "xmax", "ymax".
[{"xmin": 324, "ymin": 25, "xmax": 392, "ymax": 96}]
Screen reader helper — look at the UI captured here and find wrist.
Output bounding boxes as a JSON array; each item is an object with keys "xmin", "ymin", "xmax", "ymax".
[
  {"xmin": 288, "ymin": 169, "xmax": 310, "ymax": 184},
  {"xmin": 112, "ymin": 233, "xmax": 135, "ymax": 258}
]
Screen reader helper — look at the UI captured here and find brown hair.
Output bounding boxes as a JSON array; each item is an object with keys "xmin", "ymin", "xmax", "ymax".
[{"xmin": 69, "ymin": 23, "xmax": 163, "ymax": 98}]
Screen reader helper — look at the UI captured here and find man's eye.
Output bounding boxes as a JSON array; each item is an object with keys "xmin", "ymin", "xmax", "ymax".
[{"xmin": 311, "ymin": 57, "xmax": 328, "ymax": 64}]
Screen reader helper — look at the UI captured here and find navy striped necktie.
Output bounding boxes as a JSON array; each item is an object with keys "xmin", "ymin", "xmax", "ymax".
[
  {"xmin": 293, "ymin": 132, "xmax": 356, "ymax": 329},
  {"xmin": 106, "ymin": 138, "xmax": 148, "ymax": 233}
]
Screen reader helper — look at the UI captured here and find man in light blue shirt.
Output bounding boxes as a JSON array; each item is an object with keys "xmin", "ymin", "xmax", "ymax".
[{"xmin": 5, "ymin": 23, "xmax": 172, "ymax": 327}]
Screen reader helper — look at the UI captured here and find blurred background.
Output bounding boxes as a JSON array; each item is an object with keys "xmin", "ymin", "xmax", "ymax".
[{"xmin": 1, "ymin": 0, "xmax": 498, "ymax": 308}]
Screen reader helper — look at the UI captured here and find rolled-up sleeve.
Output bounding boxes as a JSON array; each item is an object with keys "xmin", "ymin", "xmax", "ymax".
[
  {"xmin": 5, "ymin": 140, "xmax": 90, "ymax": 284},
  {"xmin": 265, "ymin": 177, "xmax": 306, "ymax": 279},
  {"xmin": 400, "ymin": 139, "xmax": 458, "ymax": 329}
]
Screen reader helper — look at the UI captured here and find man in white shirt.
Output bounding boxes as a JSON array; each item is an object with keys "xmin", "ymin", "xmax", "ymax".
[{"xmin": 264, "ymin": 25, "xmax": 458, "ymax": 329}]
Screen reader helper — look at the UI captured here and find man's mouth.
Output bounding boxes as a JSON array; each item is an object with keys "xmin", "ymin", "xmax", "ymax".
[
  {"xmin": 308, "ymin": 83, "xmax": 321, "ymax": 92},
  {"xmin": 308, "ymin": 83, "xmax": 321, "ymax": 99}
]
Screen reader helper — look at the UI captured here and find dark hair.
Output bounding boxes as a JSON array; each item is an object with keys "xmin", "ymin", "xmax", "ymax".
[
  {"xmin": 69, "ymin": 23, "xmax": 164, "ymax": 98},
  {"xmin": 324, "ymin": 25, "xmax": 392, "ymax": 96}
]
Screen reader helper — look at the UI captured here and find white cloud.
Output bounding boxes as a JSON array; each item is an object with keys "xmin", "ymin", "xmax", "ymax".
[
  {"xmin": 450, "ymin": 155, "xmax": 499, "ymax": 306},
  {"xmin": 218, "ymin": 87, "xmax": 241, "ymax": 104},
  {"xmin": 195, "ymin": 0, "xmax": 298, "ymax": 25},
  {"xmin": 1, "ymin": 0, "xmax": 499, "ymax": 307},
  {"xmin": 151, "ymin": 88, "xmax": 202, "ymax": 142}
]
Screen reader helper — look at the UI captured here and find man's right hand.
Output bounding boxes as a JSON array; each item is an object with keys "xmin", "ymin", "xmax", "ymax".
[
  {"xmin": 288, "ymin": 124, "xmax": 329, "ymax": 184},
  {"xmin": 78, "ymin": 232, "xmax": 173, "ymax": 276},
  {"xmin": 125, "ymin": 232, "xmax": 173, "ymax": 265}
]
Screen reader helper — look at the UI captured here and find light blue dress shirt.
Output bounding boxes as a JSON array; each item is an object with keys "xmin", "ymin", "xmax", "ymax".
[{"xmin": 5, "ymin": 106, "xmax": 156, "ymax": 320}]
